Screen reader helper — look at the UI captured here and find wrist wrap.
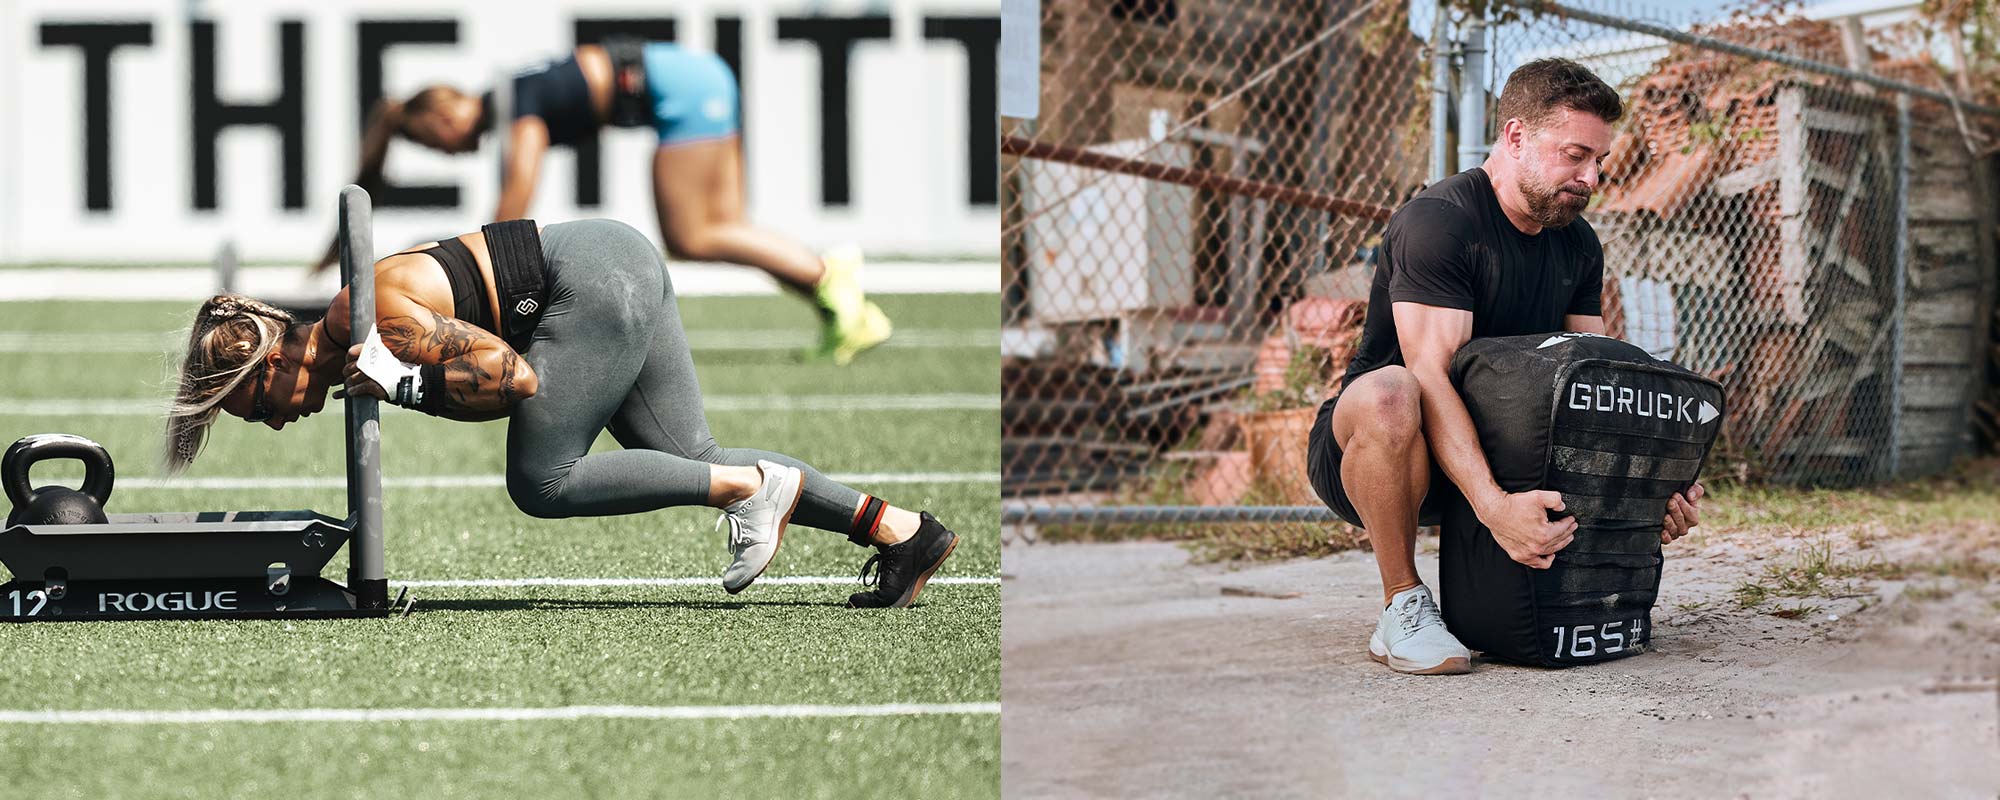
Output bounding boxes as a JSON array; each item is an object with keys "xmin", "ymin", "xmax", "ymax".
[{"xmin": 415, "ymin": 364, "xmax": 449, "ymax": 413}]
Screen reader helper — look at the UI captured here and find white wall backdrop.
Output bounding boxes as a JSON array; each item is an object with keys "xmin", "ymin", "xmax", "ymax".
[{"xmin": 0, "ymin": 0, "xmax": 999, "ymax": 264}]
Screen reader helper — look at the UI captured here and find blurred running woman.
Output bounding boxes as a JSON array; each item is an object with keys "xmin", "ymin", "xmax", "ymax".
[{"xmin": 318, "ymin": 39, "xmax": 891, "ymax": 365}]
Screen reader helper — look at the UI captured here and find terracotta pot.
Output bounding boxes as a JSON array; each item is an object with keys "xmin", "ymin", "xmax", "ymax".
[{"xmin": 1238, "ymin": 406, "xmax": 1321, "ymax": 506}]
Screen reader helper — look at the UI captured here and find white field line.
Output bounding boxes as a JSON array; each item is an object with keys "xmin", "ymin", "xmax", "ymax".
[
  {"xmin": 0, "ymin": 393, "xmax": 997, "ymax": 417},
  {"xmin": 688, "ymin": 328, "xmax": 1000, "ymax": 350},
  {"xmin": 0, "ymin": 261, "xmax": 1000, "ymax": 301},
  {"xmin": 113, "ymin": 471, "xmax": 999, "ymax": 490},
  {"xmin": 0, "ymin": 328, "xmax": 1000, "ymax": 353},
  {"xmin": 399, "ymin": 576, "xmax": 1001, "ymax": 588},
  {"xmin": 0, "ymin": 702, "xmax": 1001, "ymax": 725}
]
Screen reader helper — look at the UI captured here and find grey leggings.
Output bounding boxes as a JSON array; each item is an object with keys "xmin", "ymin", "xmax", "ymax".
[{"xmin": 503, "ymin": 218, "xmax": 862, "ymax": 533}]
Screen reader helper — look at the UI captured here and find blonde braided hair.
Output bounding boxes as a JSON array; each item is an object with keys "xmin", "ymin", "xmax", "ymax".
[{"xmin": 163, "ymin": 295, "xmax": 302, "ymax": 474}]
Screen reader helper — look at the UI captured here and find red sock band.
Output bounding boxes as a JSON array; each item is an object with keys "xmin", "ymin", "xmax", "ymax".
[{"xmin": 849, "ymin": 496, "xmax": 887, "ymax": 543}]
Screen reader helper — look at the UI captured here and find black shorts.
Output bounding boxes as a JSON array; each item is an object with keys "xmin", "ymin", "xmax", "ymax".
[{"xmin": 1305, "ymin": 393, "xmax": 1460, "ymax": 529}]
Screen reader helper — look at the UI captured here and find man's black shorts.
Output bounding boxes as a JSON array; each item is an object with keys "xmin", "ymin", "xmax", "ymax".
[{"xmin": 1305, "ymin": 392, "xmax": 1460, "ymax": 529}]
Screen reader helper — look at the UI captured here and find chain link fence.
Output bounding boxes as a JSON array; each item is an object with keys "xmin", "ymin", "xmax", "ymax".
[
  {"xmin": 1002, "ymin": 0, "xmax": 1999, "ymax": 535},
  {"xmin": 1498, "ymin": 0, "xmax": 1999, "ymax": 487}
]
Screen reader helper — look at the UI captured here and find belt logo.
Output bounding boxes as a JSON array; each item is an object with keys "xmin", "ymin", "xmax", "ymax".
[
  {"xmin": 1568, "ymin": 382, "xmax": 1719, "ymax": 425},
  {"xmin": 514, "ymin": 298, "xmax": 540, "ymax": 316}
]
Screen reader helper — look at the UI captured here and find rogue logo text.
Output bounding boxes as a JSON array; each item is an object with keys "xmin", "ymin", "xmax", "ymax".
[{"xmin": 99, "ymin": 589, "xmax": 240, "ymax": 613}]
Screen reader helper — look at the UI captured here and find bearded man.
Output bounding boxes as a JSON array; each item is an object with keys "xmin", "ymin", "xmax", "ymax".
[{"xmin": 1306, "ymin": 58, "xmax": 1705, "ymax": 674}]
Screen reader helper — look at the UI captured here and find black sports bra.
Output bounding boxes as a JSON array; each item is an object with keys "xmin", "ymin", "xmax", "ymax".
[{"xmin": 416, "ymin": 237, "xmax": 497, "ymax": 335}]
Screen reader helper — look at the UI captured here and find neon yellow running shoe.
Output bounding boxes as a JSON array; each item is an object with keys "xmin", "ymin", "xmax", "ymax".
[
  {"xmin": 833, "ymin": 300, "xmax": 893, "ymax": 366},
  {"xmin": 809, "ymin": 245, "xmax": 892, "ymax": 364}
]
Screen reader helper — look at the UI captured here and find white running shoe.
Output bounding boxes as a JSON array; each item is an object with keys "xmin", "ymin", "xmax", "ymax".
[
  {"xmin": 1368, "ymin": 584, "xmax": 1473, "ymax": 675},
  {"xmin": 717, "ymin": 460, "xmax": 804, "ymax": 594}
]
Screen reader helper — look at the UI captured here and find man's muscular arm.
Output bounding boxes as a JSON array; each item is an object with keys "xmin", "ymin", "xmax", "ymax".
[
  {"xmin": 1394, "ymin": 302, "xmax": 1503, "ymax": 511},
  {"xmin": 1564, "ymin": 314, "xmax": 1606, "ymax": 335},
  {"xmin": 1395, "ymin": 301, "xmax": 1575, "ymax": 568}
]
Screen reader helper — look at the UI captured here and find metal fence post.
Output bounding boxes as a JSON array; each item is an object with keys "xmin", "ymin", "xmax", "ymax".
[
  {"xmin": 1456, "ymin": 13, "xmax": 1488, "ymax": 170},
  {"xmin": 1430, "ymin": 2, "xmax": 1453, "ymax": 183},
  {"xmin": 1887, "ymin": 93, "xmax": 1911, "ymax": 480}
]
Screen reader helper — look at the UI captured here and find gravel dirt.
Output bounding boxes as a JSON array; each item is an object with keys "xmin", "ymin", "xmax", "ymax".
[{"xmin": 1001, "ymin": 520, "xmax": 2000, "ymax": 798}]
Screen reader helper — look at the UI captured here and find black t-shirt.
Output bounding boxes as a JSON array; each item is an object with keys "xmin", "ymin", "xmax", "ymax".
[{"xmin": 1341, "ymin": 168, "xmax": 1605, "ymax": 390}]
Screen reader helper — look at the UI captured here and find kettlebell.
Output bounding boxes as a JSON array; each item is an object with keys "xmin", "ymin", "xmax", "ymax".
[{"xmin": 3, "ymin": 434, "xmax": 114, "ymax": 527}]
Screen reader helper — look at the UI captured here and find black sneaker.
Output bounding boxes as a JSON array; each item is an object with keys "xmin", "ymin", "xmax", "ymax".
[{"xmin": 847, "ymin": 512, "xmax": 958, "ymax": 608}]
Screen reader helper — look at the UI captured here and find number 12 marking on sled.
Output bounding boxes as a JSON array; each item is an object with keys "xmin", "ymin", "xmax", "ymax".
[{"xmin": 9, "ymin": 589, "xmax": 49, "ymax": 617}]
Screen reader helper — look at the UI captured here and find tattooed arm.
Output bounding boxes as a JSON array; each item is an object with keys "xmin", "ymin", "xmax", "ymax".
[{"xmin": 340, "ymin": 294, "xmax": 538, "ymax": 421}]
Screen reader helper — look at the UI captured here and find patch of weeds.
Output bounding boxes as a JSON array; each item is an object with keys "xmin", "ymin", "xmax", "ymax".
[
  {"xmin": 1733, "ymin": 582, "xmax": 1771, "ymax": 609},
  {"xmin": 1825, "ymin": 554, "xmax": 1904, "ymax": 581},
  {"xmin": 1702, "ymin": 457, "xmax": 2000, "ymax": 535},
  {"xmin": 1184, "ymin": 522, "xmax": 1367, "ymax": 563},
  {"xmin": 1766, "ymin": 539, "xmax": 1835, "ymax": 596},
  {"xmin": 1837, "ymin": 556, "xmax": 2000, "ymax": 583},
  {"xmin": 1907, "ymin": 558, "xmax": 2000, "ymax": 582},
  {"xmin": 1731, "ymin": 536, "xmax": 1997, "ymax": 611},
  {"xmin": 1734, "ymin": 539, "xmax": 1851, "ymax": 608},
  {"xmin": 1847, "ymin": 526, "xmax": 1879, "ymax": 550},
  {"xmin": 1903, "ymin": 583, "xmax": 1953, "ymax": 602},
  {"xmin": 1038, "ymin": 519, "xmax": 1368, "ymax": 564},
  {"xmin": 1038, "ymin": 521, "xmax": 1168, "ymax": 545},
  {"xmin": 1768, "ymin": 603, "xmax": 1821, "ymax": 619},
  {"xmin": 1238, "ymin": 476, "xmax": 1310, "ymax": 507}
]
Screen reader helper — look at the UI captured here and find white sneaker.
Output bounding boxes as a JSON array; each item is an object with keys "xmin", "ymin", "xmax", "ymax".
[
  {"xmin": 1368, "ymin": 585, "xmax": 1473, "ymax": 675},
  {"xmin": 717, "ymin": 461, "xmax": 804, "ymax": 594}
]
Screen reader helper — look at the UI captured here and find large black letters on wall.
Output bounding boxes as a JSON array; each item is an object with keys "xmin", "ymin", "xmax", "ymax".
[
  {"xmin": 191, "ymin": 20, "xmax": 306, "ymax": 210},
  {"xmin": 357, "ymin": 20, "xmax": 460, "ymax": 208},
  {"xmin": 714, "ymin": 17, "xmax": 746, "ymax": 160},
  {"xmin": 776, "ymin": 16, "xmax": 892, "ymax": 207},
  {"xmin": 922, "ymin": 16, "xmax": 998, "ymax": 206},
  {"xmin": 37, "ymin": 13, "xmax": 988, "ymax": 216},
  {"xmin": 38, "ymin": 22, "xmax": 154, "ymax": 212}
]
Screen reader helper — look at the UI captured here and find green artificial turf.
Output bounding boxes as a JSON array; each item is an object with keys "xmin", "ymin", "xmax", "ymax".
[
  {"xmin": 1, "ymin": 714, "xmax": 999, "ymax": 800},
  {"xmin": 0, "ymin": 293, "xmax": 1000, "ymax": 798}
]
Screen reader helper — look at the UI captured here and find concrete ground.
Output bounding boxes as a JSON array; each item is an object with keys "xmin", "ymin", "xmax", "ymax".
[{"xmin": 1001, "ymin": 525, "xmax": 2000, "ymax": 798}]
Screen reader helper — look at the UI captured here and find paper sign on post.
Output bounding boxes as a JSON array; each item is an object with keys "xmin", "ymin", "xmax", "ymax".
[{"xmin": 1001, "ymin": 0, "xmax": 1040, "ymax": 119}]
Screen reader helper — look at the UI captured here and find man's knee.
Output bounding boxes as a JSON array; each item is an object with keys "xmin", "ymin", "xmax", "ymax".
[{"xmin": 1346, "ymin": 367, "xmax": 1424, "ymax": 443}]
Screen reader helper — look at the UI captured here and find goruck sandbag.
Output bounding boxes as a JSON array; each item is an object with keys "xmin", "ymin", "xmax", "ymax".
[{"xmin": 1439, "ymin": 332, "xmax": 1724, "ymax": 667}]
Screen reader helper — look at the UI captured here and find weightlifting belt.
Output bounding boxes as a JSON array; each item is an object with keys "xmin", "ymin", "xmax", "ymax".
[
  {"xmin": 603, "ymin": 37, "xmax": 652, "ymax": 128},
  {"xmin": 480, "ymin": 220, "xmax": 548, "ymax": 352}
]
